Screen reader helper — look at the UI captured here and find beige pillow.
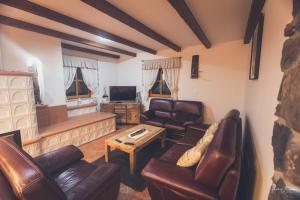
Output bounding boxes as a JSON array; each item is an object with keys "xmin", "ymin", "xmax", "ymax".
[
  {"xmin": 197, "ymin": 122, "xmax": 219, "ymax": 145},
  {"xmin": 176, "ymin": 122, "xmax": 219, "ymax": 167}
]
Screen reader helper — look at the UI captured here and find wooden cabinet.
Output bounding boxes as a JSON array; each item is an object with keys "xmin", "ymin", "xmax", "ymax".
[{"xmin": 100, "ymin": 102, "xmax": 141, "ymax": 124}]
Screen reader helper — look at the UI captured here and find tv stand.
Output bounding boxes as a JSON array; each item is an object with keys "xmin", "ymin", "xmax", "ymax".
[{"xmin": 100, "ymin": 102, "xmax": 141, "ymax": 124}]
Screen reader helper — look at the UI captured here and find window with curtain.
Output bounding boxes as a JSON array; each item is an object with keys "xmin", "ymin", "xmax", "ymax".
[
  {"xmin": 149, "ymin": 68, "xmax": 171, "ymax": 98},
  {"xmin": 66, "ymin": 68, "xmax": 91, "ymax": 99}
]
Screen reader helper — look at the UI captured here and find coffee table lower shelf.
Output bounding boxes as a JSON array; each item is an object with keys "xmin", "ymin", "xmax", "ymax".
[{"xmin": 104, "ymin": 124, "xmax": 166, "ymax": 175}]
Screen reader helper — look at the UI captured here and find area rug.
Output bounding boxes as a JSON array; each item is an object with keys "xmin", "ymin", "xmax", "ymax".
[{"xmin": 93, "ymin": 140, "xmax": 174, "ymax": 191}]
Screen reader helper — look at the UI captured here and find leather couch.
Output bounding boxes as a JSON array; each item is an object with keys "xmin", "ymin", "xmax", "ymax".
[
  {"xmin": 142, "ymin": 110, "xmax": 242, "ymax": 200},
  {"xmin": 0, "ymin": 140, "xmax": 120, "ymax": 200},
  {"xmin": 141, "ymin": 98, "xmax": 204, "ymax": 140}
]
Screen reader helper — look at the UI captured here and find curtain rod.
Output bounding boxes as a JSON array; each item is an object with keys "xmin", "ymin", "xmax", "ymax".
[{"xmin": 141, "ymin": 57, "xmax": 181, "ymax": 62}]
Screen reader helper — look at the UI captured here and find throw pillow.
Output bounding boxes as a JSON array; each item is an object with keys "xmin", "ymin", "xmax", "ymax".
[
  {"xmin": 176, "ymin": 122, "xmax": 219, "ymax": 167},
  {"xmin": 197, "ymin": 122, "xmax": 219, "ymax": 145},
  {"xmin": 176, "ymin": 133, "xmax": 214, "ymax": 167}
]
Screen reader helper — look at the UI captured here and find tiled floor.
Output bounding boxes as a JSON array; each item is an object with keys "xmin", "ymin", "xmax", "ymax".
[{"xmin": 79, "ymin": 132, "xmax": 151, "ymax": 200}]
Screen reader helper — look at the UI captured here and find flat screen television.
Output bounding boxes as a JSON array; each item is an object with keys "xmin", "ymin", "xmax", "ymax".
[{"xmin": 110, "ymin": 86, "xmax": 136, "ymax": 101}]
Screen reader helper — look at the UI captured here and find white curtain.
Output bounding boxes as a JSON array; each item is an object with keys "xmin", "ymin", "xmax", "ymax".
[
  {"xmin": 141, "ymin": 68, "xmax": 159, "ymax": 101},
  {"xmin": 142, "ymin": 57, "xmax": 181, "ymax": 100},
  {"xmin": 163, "ymin": 68, "xmax": 180, "ymax": 99},
  {"xmin": 63, "ymin": 67, "xmax": 77, "ymax": 90},
  {"xmin": 63, "ymin": 55, "xmax": 98, "ymax": 69},
  {"xmin": 81, "ymin": 67, "xmax": 99, "ymax": 95},
  {"xmin": 63, "ymin": 55, "xmax": 101, "ymax": 110},
  {"xmin": 143, "ymin": 57, "xmax": 181, "ymax": 70}
]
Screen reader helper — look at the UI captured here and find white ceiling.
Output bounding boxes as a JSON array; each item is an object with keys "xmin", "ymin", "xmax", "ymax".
[{"xmin": 0, "ymin": 0, "xmax": 252, "ymax": 56}]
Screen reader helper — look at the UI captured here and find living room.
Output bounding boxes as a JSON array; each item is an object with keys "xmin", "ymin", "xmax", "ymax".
[{"xmin": 0, "ymin": 0, "xmax": 298, "ymax": 200}]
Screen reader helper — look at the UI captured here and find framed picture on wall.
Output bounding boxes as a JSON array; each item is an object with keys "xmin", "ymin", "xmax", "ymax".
[{"xmin": 249, "ymin": 14, "xmax": 264, "ymax": 80}]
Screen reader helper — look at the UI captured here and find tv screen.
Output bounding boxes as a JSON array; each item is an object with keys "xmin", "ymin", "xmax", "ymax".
[{"xmin": 110, "ymin": 86, "xmax": 136, "ymax": 101}]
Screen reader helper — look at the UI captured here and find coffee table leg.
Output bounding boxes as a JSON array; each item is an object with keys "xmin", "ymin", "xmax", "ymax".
[
  {"xmin": 105, "ymin": 144, "xmax": 111, "ymax": 163},
  {"xmin": 161, "ymin": 131, "xmax": 166, "ymax": 148},
  {"xmin": 130, "ymin": 150, "xmax": 136, "ymax": 175}
]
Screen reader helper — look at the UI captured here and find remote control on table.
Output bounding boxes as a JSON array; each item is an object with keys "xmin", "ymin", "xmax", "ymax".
[{"xmin": 130, "ymin": 128, "xmax": 146, "ymax": 137}]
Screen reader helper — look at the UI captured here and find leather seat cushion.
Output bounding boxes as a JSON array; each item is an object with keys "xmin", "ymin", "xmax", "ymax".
[
  {"xmin": 160, "ymin": 144, "xmax": 190, "ymax": 164},
  {"xmin": 153, "ymin": 110, "xmax": 172, "ymax": 119},
  {"xmin": 55, "ymin": 160, "xmax": 97, "ymax": 193},
  {"xmin": 173, "ymin": 101, "xmax": 203, "ymax": 116},
  {"xmin": 149, "ymin": 99, "xmax": 173, "ymax": 111},
  {"xmin": 164, "ymin": 121, "xmax": 186, "ymax": 132},
  {"xmin": 144, "ymin": 117, "xmax": 167, "ymax": 127},
  {"xmin": 177, "ymin": 132, "xmax": 205, "ymax": 147}
]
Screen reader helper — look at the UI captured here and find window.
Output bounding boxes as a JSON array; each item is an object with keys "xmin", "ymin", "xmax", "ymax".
[
  {"xmin": 149, "ymin": 68, "xmax": 171, "ymax": 98},
  {"xmin": 66, "ymin": 68, "xmax": 91, "ymax": 99}
]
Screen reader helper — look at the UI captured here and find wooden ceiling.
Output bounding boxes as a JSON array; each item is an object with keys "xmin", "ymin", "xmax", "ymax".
[{"xmin": 0, "ymin": 0, "xmax": 256, "ymax": 60}]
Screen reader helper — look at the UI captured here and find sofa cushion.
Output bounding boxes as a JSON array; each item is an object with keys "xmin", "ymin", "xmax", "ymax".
[
  {"xmin": 65, "ymin": 163, "xmax": 120, "ymax": 200},
  {"xmin": 149, "ymin": 99, "xmax": 173, "ymax": 112},
  {"xmin": 194, "ymin": 117, "xmax": 238, "ymax": 189},
  {"xmin": 55, "ymin": 160, "xmax": 97, "ymax": 193},
  {"xmin": 154, "ymin": 110, "xmax": 173, "ymax": 119},
  {"xmin": 164, "ymin": 121, "xmax": 186, "ymax": 132},
  {"xmin": 35, "ymin": 145, "xmax": 84, "ymax": 176},
  {"xmin": 144, "ymin": 117, "xmax": 167, "ymax": 127},
  {"xmin": 173, "ymin": 111, "xmax": 195, "ymax": 122},
  {"xmin": 177, "ymin": 132, "xmax": 205, "ymax": 147},
  {"xmin": 160, "ymin": 144, "xmax": 190, "ymax": 164},
  {"xmin": 173, "ymin": 101, "xmax": 203, "ymax": 116}
]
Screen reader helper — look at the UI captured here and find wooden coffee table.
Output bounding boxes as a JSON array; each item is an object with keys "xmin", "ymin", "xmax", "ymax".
[{"xmin": 105, "ymin": 124, "xmax": 166, "ymax": 175}]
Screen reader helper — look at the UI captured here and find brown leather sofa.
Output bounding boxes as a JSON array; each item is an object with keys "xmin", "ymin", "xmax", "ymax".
[
  {"xmin": 142, "ymin": 110, "xmax": 242, "ymax": 200},
  {"xmin": 0, "ymin": 139, "xmax": 120, "ymax": 200},
  {"xmin": 141, "ymin": 98, "xmax": 204, "ymax": 140}
]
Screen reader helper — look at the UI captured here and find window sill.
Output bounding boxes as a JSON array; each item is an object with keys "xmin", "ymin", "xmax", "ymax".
[{"xmin": 149, "ymin": 94, "xmax": 172, "ymax": 99}]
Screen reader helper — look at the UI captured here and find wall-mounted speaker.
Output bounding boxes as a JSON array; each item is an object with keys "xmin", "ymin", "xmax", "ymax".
[{"xmin": 191, "ymin": 55, "xmax": 199, "ymax": 79}]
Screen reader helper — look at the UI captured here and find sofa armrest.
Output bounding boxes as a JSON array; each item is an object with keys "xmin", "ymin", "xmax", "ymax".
[
  {"xmin": 65, "ymin": 163, "xmax": 120, "ymax": 200},
  {"xmin": 142, "ymin": 159, "xmax": 217, "ymax": 200},
  {"xmin": 34, "ymin": 145, "xmax": 84, "ymax": 175},
  {"xmin": 140, "ymin": 110, "xmax": 154, "ymax": 122},
  {"xmin": 183, "ymin": 120, "xmax": 194, "ymax": 127}
]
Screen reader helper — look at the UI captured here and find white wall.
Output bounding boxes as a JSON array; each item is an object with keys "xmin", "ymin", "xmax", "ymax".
[
  {"xmin": 0, "ymin": 38, "xmax": 3, "ymax": 70},
  {"xmin": 117, "ymin": 41, "xmax": 249, "ymax": 123},
  {"xmin": 98, "ymin": 61, "xmax": 118, "ymax": 98},
  {"xmin": 0, "ymin": 25, "xmax": 66, "ymax": 106},
  {"xmin": 0, "ymin": 25, "xmax": 119, "ymax": 106},
  {"xmin": 244, "ymin": 1, "xmax": 293, "ymax": 199},
  {"xmin": 116, "ymin": 53, "xmax": 163, "ymax": 92}
]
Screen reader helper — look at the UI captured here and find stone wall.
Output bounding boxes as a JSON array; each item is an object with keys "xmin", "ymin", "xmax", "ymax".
[{"xmin": 269, "ymin": 0, "xmax": 300, "ymax": 199}]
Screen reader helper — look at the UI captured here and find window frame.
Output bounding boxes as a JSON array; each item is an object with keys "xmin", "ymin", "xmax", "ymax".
[
  {"xmin": 149, "ymin": 68, "xmax": 171, "ymax": 98},
  {"xmin": 66, "ymin": 68, "xmax": 92, "ymax": 100}
]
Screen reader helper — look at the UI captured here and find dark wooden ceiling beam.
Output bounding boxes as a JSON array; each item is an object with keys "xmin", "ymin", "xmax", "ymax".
[
  {"xmin": 168, "ymin": 0, "xmax": 211, "ymax": 48},
  {"xmin": 61, "ymin": 43, "xmax": 120, "ymax": 59},
  {"xmin": 81, "ymin": 0, "xmax": 181, "ymax": 52},
  {"xmin": 244, "ymin": 0, "xmax": 265, "ymax": 44},
  {"xmin": 0, "ymin": 0, "xmax": 156, "ymax": 54},
  {"xmin": 0, "ymin": 15, "xmax": 136, "ymax": 57}
]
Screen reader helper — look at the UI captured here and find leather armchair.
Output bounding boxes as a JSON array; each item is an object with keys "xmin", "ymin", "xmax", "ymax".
[
  {"xmin": 0, "ymin": 139, "xmax": 120, "ymax": 200},
  {"xmin": 143, "ymin": 159, "xmax": 218, "ymax": 200},
  {"xmin": 142, "ymin": 110, "xmax": 242, "ymax": 200}
]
